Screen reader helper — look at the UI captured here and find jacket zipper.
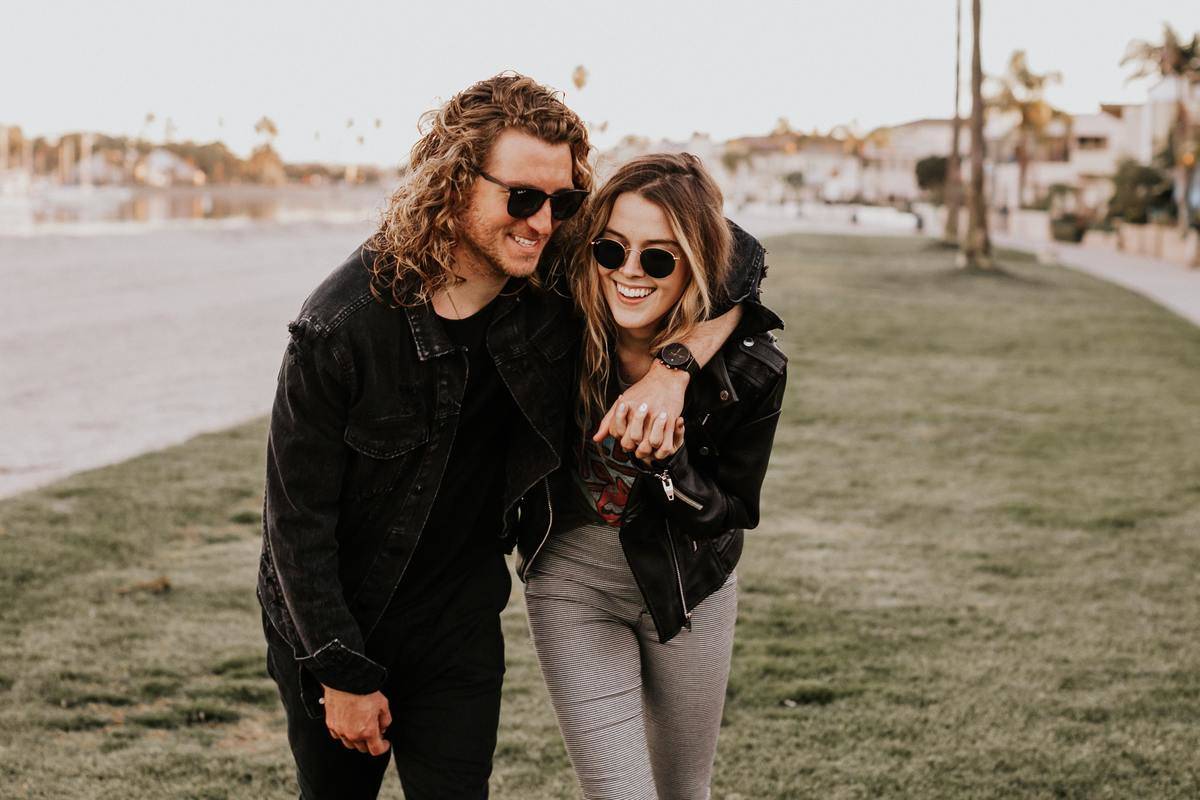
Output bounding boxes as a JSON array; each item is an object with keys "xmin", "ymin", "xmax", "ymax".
[
  {"xmin": 619, "ymin": 478, "xmax": 668, "ymax": 632},
  {"xmin": 664, "ymin": 519, "xmax": 692, "ymax": 624},
  {"xmin": 519, "ymin": 477, "xmax": 554, "ymax": 579},
  {"xmin": 656, "ymin": 469, "xmax": 703, "ymax": 511}
]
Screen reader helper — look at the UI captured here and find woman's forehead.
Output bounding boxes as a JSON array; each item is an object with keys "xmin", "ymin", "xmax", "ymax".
[{"xmin": 605, "ymin": 193, "xmax": 676, "ymax": 244}]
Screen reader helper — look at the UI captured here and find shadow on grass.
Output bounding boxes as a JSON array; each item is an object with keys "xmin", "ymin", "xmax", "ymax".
[{"xmin": 946, "ymin": 263, "xmax": 1046, "ymax": 285}]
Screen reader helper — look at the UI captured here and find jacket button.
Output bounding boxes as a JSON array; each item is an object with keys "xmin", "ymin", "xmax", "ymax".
[
  {"xmin": 719, "ymin": 389, "xmax": 730, "ymax": 401},
  {"xmin": 413, "ymin": 483, "xmax": 424, "ymax": 494},
  {"xmin": 699, "ymin": 446, "xmax": 710, "ymax": 456},
  {"xmin": 742, "ymin": 337, "xmax": 755, "ymax": 347}
]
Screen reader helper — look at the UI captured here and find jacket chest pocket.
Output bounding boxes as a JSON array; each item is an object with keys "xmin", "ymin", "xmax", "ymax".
[{"xmin": 341, "ymin": 418, "xmax": 428, "ymax": 501}]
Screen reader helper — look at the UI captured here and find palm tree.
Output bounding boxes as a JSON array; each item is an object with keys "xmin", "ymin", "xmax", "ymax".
[
  {"xmin": 944, "ymin": 0, "xmax": 964, "ymax": 244},
  {"xmin": 988, "ymin": 50, "xmax": 1069, "ymax": 208},
  {"xmin": 1122, "ymin": 24, "xmax": 1200, "ymax": 233},
  {"xmin": 961, "ymin": 0, "xmax": 992, "ymax": 269},
  {"xmin": 254, "ymin": 116, "xmax": 279, "ymax": 145}
]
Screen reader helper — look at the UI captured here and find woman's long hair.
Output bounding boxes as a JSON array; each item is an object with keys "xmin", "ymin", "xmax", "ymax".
[
  {"xmin": 366, "ymin": 72, "xmax": 593, "ymax": 305},
  {"xmin": 570, "ymin": 153, "xmax": 732, "ymax": 430}
]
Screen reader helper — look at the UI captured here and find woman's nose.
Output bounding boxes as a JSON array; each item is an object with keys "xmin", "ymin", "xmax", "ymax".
[{"xmin": 619, "ymin": 250, "xmax": 644, "ymax": 278}]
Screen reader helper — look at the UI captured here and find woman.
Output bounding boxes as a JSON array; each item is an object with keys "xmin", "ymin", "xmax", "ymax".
[{"xmin": 519, "ymin": 153, "xmax": 787, "ymax": 799}]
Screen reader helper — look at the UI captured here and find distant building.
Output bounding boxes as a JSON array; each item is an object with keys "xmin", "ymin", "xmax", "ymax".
[
  {"xmin": 596, "ymin": 133, "xmax": 723, "ymax": 180},
  {"xmin": 859, "ymin": 119, "xmax": 956, "ymax": 202},
  {"xmin": 987, "ymin": 77, "xmax": 1200, "ymax": 214},
  {"xmin": 134, "ymin": 148, "xmax": 205, "ymax": 187},
  {"xmin": 722, "ymin": 132, "xmax": 857, "ymax": 204},
  {"xmin": 68, "ymin": 151, "xmax": 130, "ymax": 186},
  {"xmin": 593, "ymin": 74, "xmax": 1200, "ymax": 215}
]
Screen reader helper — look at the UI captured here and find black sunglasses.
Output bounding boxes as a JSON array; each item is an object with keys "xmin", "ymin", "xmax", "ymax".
[
  {"xmin": 591, "ymin": 238, "xmax": 681, "ymax": 279},
  {"xmin": 478, "ymin": 171, "xmax": 589, "ymax": 221}
]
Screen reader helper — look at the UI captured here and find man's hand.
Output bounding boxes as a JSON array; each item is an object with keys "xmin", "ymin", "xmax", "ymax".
[
  {"xmin": 594, "ymin": 361, "xmax": 688, "ymax": 452},
  {"xmin": 321, "ymin": 685, "xmax": 392, "ymax": 756},
  {"xmin": 594, "ymin": 306, "xmax": 742, "ymax": 451}
]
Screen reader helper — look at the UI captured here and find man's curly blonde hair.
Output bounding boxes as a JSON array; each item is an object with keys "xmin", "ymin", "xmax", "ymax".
[{"xmin": 367, "ymin": 73, "xmax": 594, "ymax": 305}]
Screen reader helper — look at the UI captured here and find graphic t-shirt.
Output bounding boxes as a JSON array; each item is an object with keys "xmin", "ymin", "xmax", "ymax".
[{"xmin": 573, "ymin": 434, "xmax": 640, "ymax": 526}]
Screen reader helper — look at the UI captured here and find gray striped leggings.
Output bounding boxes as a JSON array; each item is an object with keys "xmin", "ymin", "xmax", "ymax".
[{"xmin": 525, "ymin": 523, "xmax": 737, "ymax": 800}]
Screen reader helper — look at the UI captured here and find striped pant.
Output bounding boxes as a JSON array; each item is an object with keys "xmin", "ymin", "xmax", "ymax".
[{"xmin": 525, "ymin": 523, "xmax": 737, "ymax": 800}]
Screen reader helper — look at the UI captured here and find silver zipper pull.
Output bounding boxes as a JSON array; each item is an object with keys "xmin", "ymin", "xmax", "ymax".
[{"xmin": 659, "ymin": 471, "xmax": 675, "ymax": 501}]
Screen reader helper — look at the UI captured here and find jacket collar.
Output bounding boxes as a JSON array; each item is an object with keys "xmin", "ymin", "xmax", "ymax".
[
  {"xmin": 402, "ymin": 279, "xmax": 527, "ymax": 361},
  {"xmin": 726, "ymin": 221, "xmax": 785, "ymax": 336},
  {"xmin": 403, "ymin": 302, "xmax": 455, "ymax": 361}
]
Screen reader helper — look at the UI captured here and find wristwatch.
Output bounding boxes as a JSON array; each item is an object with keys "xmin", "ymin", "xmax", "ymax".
[{"xmin": 656, "ymin": 342, "xmax": 701, "ymax": 379}]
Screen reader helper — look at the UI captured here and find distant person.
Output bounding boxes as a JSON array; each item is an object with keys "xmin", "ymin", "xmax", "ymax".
[
  {"xmin": 521, "ymin": 154, "xmax": 786, "ymax": 798},
  {"xmin": 257, "ymin": 74, "xmax": 768, "ymax": 799}
]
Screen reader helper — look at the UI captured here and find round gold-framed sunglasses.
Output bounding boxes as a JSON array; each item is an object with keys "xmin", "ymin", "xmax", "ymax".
[{"xmin": 591, "ymin": 238, "xmax": 681, "ymax": 279}]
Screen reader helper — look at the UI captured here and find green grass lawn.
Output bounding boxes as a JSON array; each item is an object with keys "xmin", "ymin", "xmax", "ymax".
[{"xmin": 3, "ymin": 233, "xmax": 1200, "ymax": 799}]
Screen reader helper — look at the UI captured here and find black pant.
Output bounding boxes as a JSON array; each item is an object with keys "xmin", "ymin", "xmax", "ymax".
[{"xmin": 265, "ymin": 556, "xmax": 511, "ymax": 800}]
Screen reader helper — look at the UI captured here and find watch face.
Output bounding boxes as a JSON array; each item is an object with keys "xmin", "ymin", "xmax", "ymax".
[{"xmin": 660, "ymin": 342, "xmax": 692, "ymax": 367}]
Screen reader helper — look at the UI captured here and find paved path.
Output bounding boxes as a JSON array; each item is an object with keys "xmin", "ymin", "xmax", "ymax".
[{"xmin": 994, "ymin": 233, "xmax": 1200, "ymax": 327}]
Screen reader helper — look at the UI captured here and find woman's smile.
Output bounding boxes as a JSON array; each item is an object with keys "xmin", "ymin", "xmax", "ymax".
[
  {"xmin": 598, "ymin": 193, "xmax": 689, "ymax": 340},
  {"xmin": 612, "ymin": 281, "xmax": 656, "ymax": 301}
]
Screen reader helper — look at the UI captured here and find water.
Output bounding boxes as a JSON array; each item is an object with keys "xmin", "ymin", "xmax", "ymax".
[
  {"xmin": 0, "ymin": 194, "xmax": 905, "ymax": 498},
  {"xmin": 0, "ymin": 183, "xmax": 389, "ymax": 236},
  {"xmin": 0, "ymin": 198, "xmax": 379, "ymax": 497}
]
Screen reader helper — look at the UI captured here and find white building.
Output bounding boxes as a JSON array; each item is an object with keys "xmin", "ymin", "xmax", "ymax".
[
  {"xmin": 860, "ymin": 118, "xmax": 955, "ymax": 202},
  {"xmin": 134, "ymin": 148, "xmax": 205, "ymax": 188},
  {"xmin": 594, "ymin": 73, "xmax": 1199, "ymax": 216},
  {"xmin": 990, "ymin": 77, "xmax": 1200, "ymax": 213},
  {"xmin": 721, "ymin": 133, "xmax": 858, "ymax": 204}
]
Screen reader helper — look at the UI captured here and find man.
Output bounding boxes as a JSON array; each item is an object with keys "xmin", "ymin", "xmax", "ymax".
[{"xmin": 258, "ymin": 73, "xmax": 765, "ymax": 798}]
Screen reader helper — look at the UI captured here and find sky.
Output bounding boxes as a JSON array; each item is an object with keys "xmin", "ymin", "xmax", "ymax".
[{"xmin": 2, "ymin": 0, "xmax": 1197, "ymax": 165}]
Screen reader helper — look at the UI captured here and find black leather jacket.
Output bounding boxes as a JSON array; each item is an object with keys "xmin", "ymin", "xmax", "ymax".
[
  {"xmin": 258, "ymin": 225, "xmax": 771, "ymax": 711},
  {"xmin": 516, "ymin": 238, "xmax": 787, "ymax": 644}
]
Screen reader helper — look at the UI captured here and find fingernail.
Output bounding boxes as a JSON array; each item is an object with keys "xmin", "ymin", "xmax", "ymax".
[
  {"xmin": 618, "ymin": 403, "xmax": 627, "ymax": 413},
  {"xmin": 638, "ymin": 403, "xmax": 648, "ymax": 413},
  {"xmin": 658, "ymin": 412, "xmax": 667, "ymax": 419}
]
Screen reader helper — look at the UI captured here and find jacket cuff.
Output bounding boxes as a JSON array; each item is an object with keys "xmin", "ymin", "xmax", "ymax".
[{"xmin": 295, "ymin": 638, "xmax": 388, "ymax": 694}]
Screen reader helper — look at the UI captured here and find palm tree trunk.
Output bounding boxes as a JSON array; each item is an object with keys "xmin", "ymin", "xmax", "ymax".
[
  {"xmin": 962, "ymin": 0, "xmax": 993, "ymax": 269},
  {"xmin": 945, "ymin": 0, "xmax": 963, "ymax": 243},
  {"xmin": 1175, "ymin": 97, "xmax": 1192, "ymax": 233},
  {"xmin": 1017, "ymin": 137, "xmax": 1028, "ymax": 208}
]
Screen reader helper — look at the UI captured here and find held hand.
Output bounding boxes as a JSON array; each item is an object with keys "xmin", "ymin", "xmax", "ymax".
[
  {"xmin": 321, "ymin": 685, "xmax": 392, "ymax": 756},
  {"xmin": 637, "ymin": 417, "xmax": 685, "ymax": 466},
  {"xmin": 594, "ymin": 361, "xmax": 688, "ymax": 451}
]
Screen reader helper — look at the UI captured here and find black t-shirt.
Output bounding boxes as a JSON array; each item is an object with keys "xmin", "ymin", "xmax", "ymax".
[{"xmin": 376, "ymin": 296, "xmax": 516, "ymax": 625}]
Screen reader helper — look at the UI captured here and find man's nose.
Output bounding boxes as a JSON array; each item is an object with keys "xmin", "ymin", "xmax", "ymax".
[{"xmin": 527, "ymin": 202, "xmax": 553, "ymax": 236}]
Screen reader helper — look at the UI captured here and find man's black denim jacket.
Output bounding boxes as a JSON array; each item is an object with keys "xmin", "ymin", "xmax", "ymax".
[{"xmin": 257, "ymin": 222, "xmax": 773, "ymax": 715}]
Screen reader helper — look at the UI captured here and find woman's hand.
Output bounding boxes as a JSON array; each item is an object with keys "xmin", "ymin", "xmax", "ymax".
[
  {"xmin": 636, "ymin": 415, "xmax": 685, "ymax": 466},
  {"xmin": 594, "ymin": 360, "xmax": 688, "ymax": 451}
]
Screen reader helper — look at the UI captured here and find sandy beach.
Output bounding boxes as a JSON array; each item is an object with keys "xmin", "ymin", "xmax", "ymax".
[{"xmin": 0, "ymin": 220, "xmax": 374, "ymax": 497}]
